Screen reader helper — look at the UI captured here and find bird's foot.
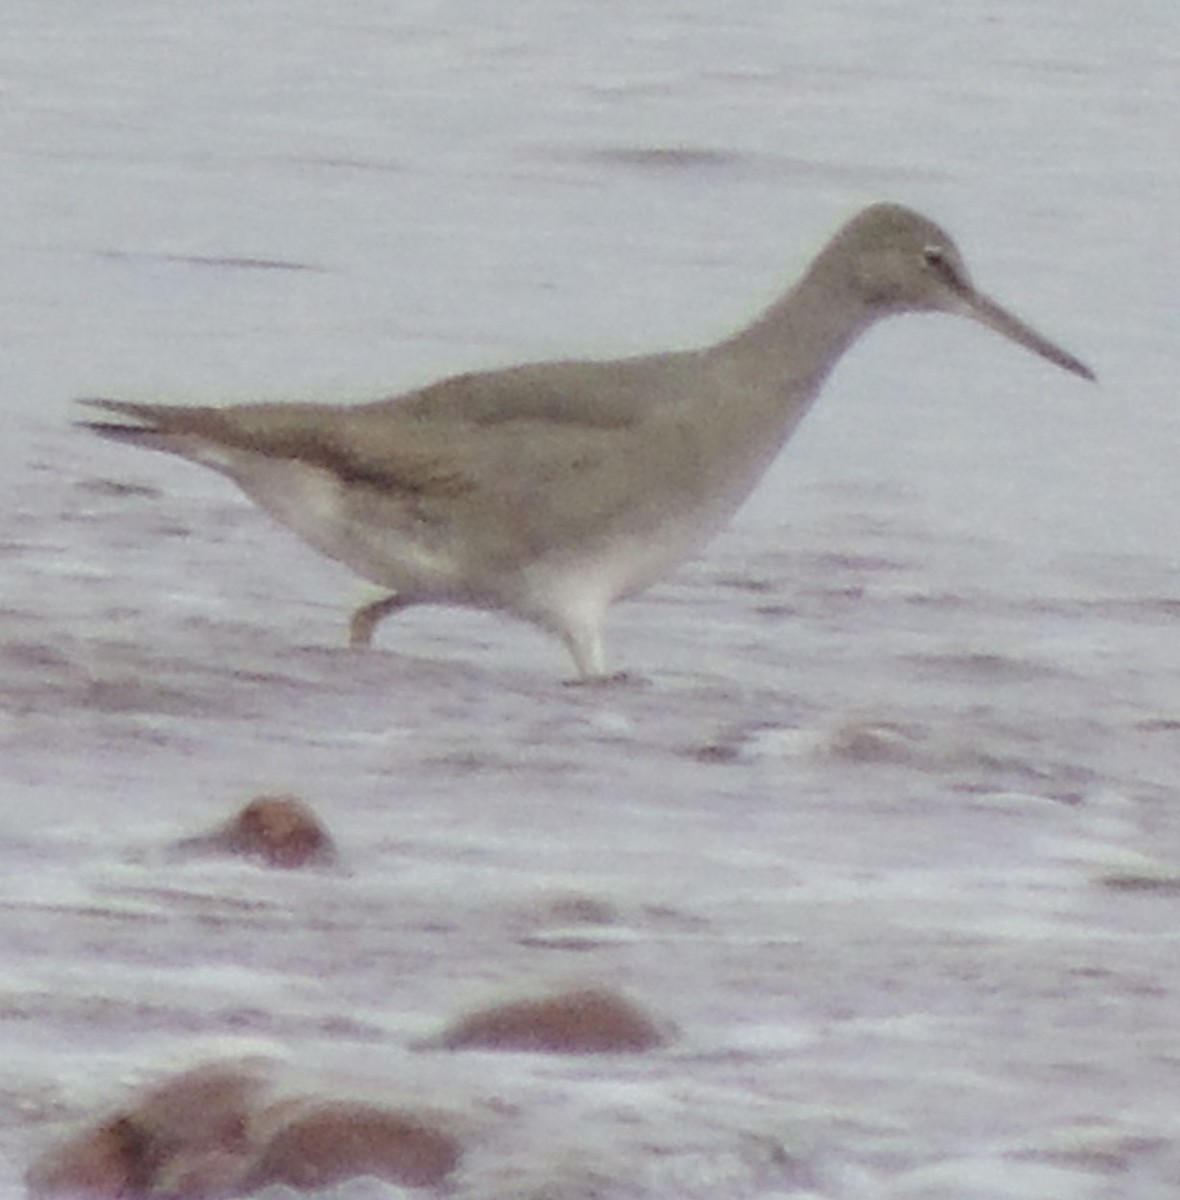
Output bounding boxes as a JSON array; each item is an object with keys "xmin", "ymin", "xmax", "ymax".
[{"xmin": 563, "ymin": 670, "xmax": 649, "ymax": 690}]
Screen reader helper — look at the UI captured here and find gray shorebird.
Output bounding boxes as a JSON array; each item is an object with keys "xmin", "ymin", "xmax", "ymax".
[{"xmin": 81, "ymin": 203, "xmax": 1094, "ymax": 679}]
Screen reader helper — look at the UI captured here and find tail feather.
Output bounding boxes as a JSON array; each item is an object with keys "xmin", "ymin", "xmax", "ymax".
[
  {"xmin": 75, "ymin": 395, "xmax": 460, "ymax": 494},
  {"xmin": 78, "ymin": 397, "xmax": 156, "ymax": 420},
  {"xmin": 77, "ymin": 397, "xmax": 239, "ymax": 467},
  {"xmin": 77, "ymin": 397, "xmax": 183, "ymax": 431}
]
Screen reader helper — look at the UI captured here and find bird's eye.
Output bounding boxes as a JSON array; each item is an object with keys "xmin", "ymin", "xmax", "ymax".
[{"xmin": 922, "ymin": 244, "xmax": 946, "ymax": 267}]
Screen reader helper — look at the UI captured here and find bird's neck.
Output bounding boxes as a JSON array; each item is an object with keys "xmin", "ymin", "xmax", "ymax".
[{"xmin": 711, "ymin": 251, "xmax": 881, "ymax": 416}]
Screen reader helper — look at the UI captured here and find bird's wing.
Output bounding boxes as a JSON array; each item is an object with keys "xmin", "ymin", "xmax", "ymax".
[
  {"xmin": 78, "ymin": 397, "xmax": 478, "ymax": 498},
  {"xmin": 79, "ymin": 349, "xmax": 701, "ymax": 497},
  {"xmin": 366, "ymin": 351, "xmax": 698, "ymax": 429}
]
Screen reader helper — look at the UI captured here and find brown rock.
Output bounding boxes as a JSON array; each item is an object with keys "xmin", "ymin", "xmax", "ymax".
[
  {"xmin": 434, "ymin": 986, "xmax": 667, "ymax": 1054},
  {"xmin": 179, "ymin": 794, "xmax": 336, "ymax": 868},
  {"xmin": 26, "ymin": 1064, "xmax": 264, "ymax": 1199},
  {"xmin": 147, "ymin": 1148, "xmax": 253, "ymax": 1197},
  {"xmin": 242, "ymin": 1101, "xmax": 461, "ymax": 1190},
  {"xmin": 25, "ymin": 1115, "xmax": 149, "ymax": 1197},
  {"xmin": 129, "ymin": 1063, "xmax": 261, "ymax": 1160},
  {"xmin": 26, "ymin": 1063, "xmax": 461, "ymax": 1198}
]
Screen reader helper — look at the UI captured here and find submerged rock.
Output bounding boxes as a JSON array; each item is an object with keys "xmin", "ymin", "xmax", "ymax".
[
  {"xmin": 26, "ymin": 1061, "xmax": 460, "ymax": 1198},
  {"xmin": 241, "ymin": 1100, "xmax": 461, "ymax": 1190},
  {"xmin": 430, "ymin": 986, "xmax": 669, "ymax": 1054},
  {"xmin": 25, "ymin": 1063, "xmax": 263, "ymax": 1198},
  {"xmin": 25, "ymin": 1114, "xmax": 148, "ymax": 1197},
  {"xmin": 176, "ymin": 794, "xmax": 336, "ymax": 869}
]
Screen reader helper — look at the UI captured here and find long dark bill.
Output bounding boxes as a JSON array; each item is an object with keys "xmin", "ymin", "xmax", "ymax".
[{"xmin": 957, "ymin": 287, "xmax": 1096, "ymax": 382}]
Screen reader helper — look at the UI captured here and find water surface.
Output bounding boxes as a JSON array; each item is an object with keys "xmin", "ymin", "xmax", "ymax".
[{"xmin": 2, "ymin": 2, "xmax": 1178, "ymax": 1196}]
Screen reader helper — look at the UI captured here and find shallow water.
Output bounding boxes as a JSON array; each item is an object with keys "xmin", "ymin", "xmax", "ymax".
[{"xmin": 2, "ymin": 1, "xmax": 1179, "ymax": 1197}]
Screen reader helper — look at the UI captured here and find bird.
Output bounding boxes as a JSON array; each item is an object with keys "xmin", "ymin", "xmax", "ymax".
[{"xmin": 81, "ymin": 203, "xmax": 1094, "ymax": 680}]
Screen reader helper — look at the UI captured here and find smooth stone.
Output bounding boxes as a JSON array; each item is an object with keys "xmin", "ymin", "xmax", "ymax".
[
  {"xmin": 176, "ymin": 794, "xmax": 336, "ymax": 869},
  {"xmin": 241, "ymin": 1100, "xmax": 461, "ymax": 1191},
  {"xmin": 430, "ymin": 985, "xmax": 668, "ymax": 1054},
  {"xmin": 26, "ymin": 1063, "xmax": 264, "ymax": 1198},
  {"xmin": 26, "ymin": 1061, "xmax": 460, "ymax": 1198},
  {"xmin": 25, "ymin": 1116, "xmax": 148, "ymax": 1197}
]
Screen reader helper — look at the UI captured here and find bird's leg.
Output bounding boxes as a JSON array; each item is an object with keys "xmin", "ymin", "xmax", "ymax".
[
  {"xmin": 348, "ymin": 593, "xmax": 409, "ymax": 648},
  {"xmin": 556, "ymin": 615, "xmax": 607, "ymax": 682},
  {"xmin": 556, "ymin": 615, "xmax": 642, "ymax": 686}
]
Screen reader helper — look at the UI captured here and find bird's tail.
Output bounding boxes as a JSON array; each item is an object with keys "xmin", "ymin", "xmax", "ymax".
[
  {"xmin": 77, "ymin": 398, "xmax": 180, "ymax": 450},
  {"xmin": 77, "ymin": 397, "xmax": 247, "ymax": 472}
]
